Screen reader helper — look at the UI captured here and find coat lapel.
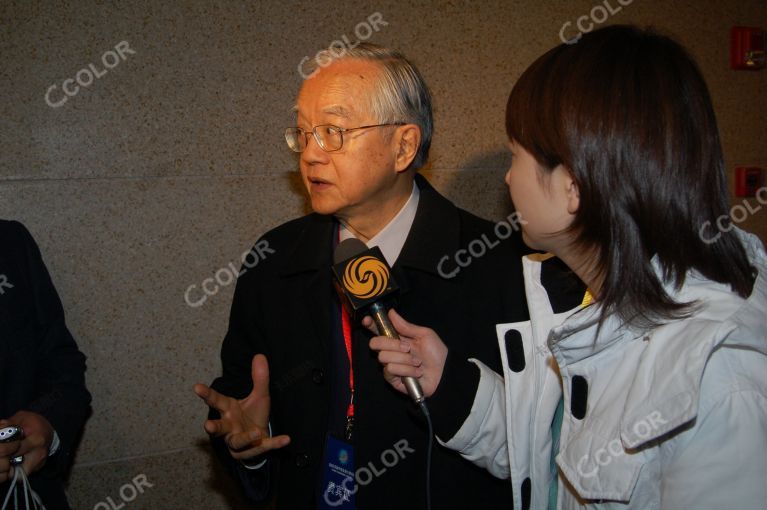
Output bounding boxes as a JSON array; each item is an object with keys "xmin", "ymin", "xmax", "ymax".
[
  {"xmin": 277, "ymin": 214, "xmax": 337, "ymax": 358},
  {"xmin": 394, "ymin": 174, "xmax": 463, "ymax": 290},
  {"xmin": 273, "ymin": 175, "xmax": 462, "ymax": 353}
]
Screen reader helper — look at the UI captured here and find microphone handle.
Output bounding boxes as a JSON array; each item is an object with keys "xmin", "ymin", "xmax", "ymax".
[{"xmin": 369, "ymin": 302, "xmax": 425, "ymax": 404}]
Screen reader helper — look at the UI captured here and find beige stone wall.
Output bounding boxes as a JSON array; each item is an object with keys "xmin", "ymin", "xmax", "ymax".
[{"xmin": 1, "ymin": 1, "xmax": 764, "ymax": 507}]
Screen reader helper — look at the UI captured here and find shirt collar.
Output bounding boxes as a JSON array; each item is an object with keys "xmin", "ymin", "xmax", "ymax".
[{"xmin": 338, "ymin": 181, "xmax": 420, "ymax": 266}]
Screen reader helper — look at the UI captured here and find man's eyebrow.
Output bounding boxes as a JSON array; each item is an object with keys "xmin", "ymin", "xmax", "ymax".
[
  {"xmin": 290, "ymin": 104, "xmax": 352, "ymax": 120},
  {"xmin": 322, "ymin": 105, "xmax": 352, "ymax": 118}
]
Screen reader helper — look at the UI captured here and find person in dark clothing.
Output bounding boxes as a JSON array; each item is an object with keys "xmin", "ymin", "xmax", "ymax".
[
  {"xmin": 0, "ymin": 220, "xmax": 91, "ymax": 509},
  {"xmin": 194, "ymin": 44, "xmax": 528, "ymax": 509}
]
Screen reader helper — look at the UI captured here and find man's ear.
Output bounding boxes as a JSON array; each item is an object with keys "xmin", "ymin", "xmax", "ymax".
[
  {"xmin": 393, "ymin": 124, "xmax": 420, "ymax": 173},
  {"xmin": 565, "ymin": 170, "xmax": 580, "ymax": 215}
]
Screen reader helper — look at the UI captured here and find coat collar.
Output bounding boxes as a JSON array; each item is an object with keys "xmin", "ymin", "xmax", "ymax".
[
  {"xmin": 396, "ymin": 174, "xmax": 462, "ymax": 278},
  {"xmin": 276, "ymin": 174, "xmax": 462, "ymax": 280},
  {"xmin": 277, "ymin": 214, "xmax": 335, "ymax": 277}
]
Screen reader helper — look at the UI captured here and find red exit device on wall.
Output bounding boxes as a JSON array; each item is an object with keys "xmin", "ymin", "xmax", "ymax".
[
  {"xmin": 735, "ymin": 167, "xmax": 764, "ymax": 197},
  {"xmin": 730, "ymin": 27, "xmax": 765, "ymax": 70}
]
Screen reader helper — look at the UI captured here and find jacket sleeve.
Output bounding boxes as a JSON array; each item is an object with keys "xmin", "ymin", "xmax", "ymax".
[
  {"xmin": 14, "ymin": 222, "xmax": 91, "ymax": 475},
  {"xmin": 426, "ymin": 343, "xmax": 481, "ymax": 440},
  {"xmin": 438, "ymin": 359, "xmax": 510, "ymax": 480}
]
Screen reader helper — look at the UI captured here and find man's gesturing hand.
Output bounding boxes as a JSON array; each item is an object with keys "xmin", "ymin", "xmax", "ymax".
[
  {"xmin": 194, "ymin": 354, "xmax": 290, "ymax": 461},
  {"xmin": 364, "ymin": 309, "xmax": 448, "ymax": 398}
]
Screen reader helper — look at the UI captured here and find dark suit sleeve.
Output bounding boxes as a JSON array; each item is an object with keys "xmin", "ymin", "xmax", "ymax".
[
  {"xmin": 10, "ymin": 222, "xmax": 91, "ymax": 475},
  {"xmin": 427, "ymin": 346, "xmax": 482, "ymax": 441},
  {"xmin": 427, "ymin": 229, "xmax": 529, "ymax": 442},
  {"xmin": 207, "ymin": 241, "xmax": 274, "ymax": 505}
]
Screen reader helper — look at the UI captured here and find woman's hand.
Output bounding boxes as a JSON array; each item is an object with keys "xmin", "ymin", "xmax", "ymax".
[{"xmin": 364, "ymin": 309, "xmax": 448, "ymax": 398}]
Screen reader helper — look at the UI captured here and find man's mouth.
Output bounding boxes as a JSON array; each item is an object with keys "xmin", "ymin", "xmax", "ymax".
[{"xmin": 308, "ymin": 176, "xmax": 332, "ymax": 187}]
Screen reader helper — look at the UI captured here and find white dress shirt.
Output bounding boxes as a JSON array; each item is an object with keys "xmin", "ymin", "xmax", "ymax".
[{"xmin": 338, "ymin": 181, "xmax": 420, "ymax": 265}]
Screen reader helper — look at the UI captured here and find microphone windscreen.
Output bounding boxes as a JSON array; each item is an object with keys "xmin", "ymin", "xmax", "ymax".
[{"xmin": 333, "ymin": 237, "xmax": 368, "ymax": 265}]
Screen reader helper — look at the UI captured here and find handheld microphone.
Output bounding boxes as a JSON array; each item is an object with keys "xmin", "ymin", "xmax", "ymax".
[{"xmin": 332, "ymin": 238, "xmax": 425, "ymax": 404}]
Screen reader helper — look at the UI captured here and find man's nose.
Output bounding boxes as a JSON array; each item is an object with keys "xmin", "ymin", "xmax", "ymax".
[{"xmin": 301, "ymin": 132, "xmax": 330, "ymax": 164}]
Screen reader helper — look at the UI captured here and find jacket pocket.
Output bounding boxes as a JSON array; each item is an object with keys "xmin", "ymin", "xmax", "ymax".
[{"xmin": 556, "ymin": 418, "xmax": 659, "ymax": 507}]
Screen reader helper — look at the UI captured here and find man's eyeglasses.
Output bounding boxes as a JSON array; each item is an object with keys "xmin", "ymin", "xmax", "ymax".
[{"xmin": 284, "ymin": 123, "xmax": 405, "ymax": 153}]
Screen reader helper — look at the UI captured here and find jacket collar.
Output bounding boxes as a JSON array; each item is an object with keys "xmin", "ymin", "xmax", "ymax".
[
  {"xmin": 277, "ymin": 214, "xmax": 336, "ymax": 276},
  {"xmin": 277, "ymin": 174, "xmax": 462, "ymax": 279},
  {"xmin": 396, "ymin": 174, "xmax": 462, "ymax": 277}
]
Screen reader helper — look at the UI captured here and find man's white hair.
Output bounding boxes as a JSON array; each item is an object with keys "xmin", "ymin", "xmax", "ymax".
[{"xmin": 304, "ymin": 43, "xmax": 433, "ymax": 170}]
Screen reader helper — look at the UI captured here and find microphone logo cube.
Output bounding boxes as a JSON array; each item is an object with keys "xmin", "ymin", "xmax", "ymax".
[{"xmin": 332, "ymin": 246, "xmax": 398, "ymax": 310}]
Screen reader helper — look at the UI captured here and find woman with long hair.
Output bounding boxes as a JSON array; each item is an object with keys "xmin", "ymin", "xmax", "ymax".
[{"xmin": 367, "ymin": 25, "xmax": 767, "ymax": 508}]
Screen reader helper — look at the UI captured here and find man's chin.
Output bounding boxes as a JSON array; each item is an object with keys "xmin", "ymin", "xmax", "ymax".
[{"xmin": 309, "ymin": 198, "xmax": 342, "ymax": 217}]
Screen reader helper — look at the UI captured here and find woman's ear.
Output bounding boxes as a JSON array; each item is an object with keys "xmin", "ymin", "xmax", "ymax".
[
  {"xmin": 394, "ymin": 124, "xmax": 421, "ymax": 173},
  {"xmin": 565, "ymin": 171, "xmax": 580, "ymax": 215}
]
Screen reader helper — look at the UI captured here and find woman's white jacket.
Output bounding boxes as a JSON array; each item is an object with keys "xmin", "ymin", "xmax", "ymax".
[{"xmin": 441, "ymin": 231, "xmax": 767, "ymax": 509}]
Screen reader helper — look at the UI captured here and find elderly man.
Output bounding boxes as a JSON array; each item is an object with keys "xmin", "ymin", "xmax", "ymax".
[{"xmin": 195, "ymin": 44, "xmax": 527, "ymax": 509}]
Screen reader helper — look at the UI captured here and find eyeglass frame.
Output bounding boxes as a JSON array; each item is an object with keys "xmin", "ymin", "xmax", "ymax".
[{"xmin": 284, "ymin": 123, "xmax": 406, "ymax": 153}]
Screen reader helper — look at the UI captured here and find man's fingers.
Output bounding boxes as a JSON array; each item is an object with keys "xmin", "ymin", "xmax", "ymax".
[
  {"xmin": 227, "ymin": 431, "xmax": 259, "ymax": 451},
  {"xmin": 229, "ymin": 434, "xmax": 291, "ymax": 460},
  {"xmin": 227, "ymin": 429, "xmax": 263, "ymax": 451},
  {"xmin": 194, "ymin": 384, "xmax": 232, "ymax": 414},
  {"xmin": 203, "ymin": 418, "xmax": 233, "ymax": 437},
  {"xmin": 250, "ymin": 354, "xmax": 271, "ymax": 399},
  {"xmin": 369, "ymin": 336, "xmax": 410, "ymax": 353}
]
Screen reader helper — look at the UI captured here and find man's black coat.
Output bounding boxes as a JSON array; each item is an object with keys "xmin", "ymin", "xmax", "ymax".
[
  {"xmin": 0, "ymin": 220, "xmax": 91, "ymax": 509},
  {"xmin": 210, "ymin": 175, "xmax": 528, "ymax": 509}
]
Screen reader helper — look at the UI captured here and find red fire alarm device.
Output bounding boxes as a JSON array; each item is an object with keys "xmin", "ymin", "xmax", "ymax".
[
  {"xmin": 735, "ymin": 167, "xmax": 763, "ymax": 197},
  {"xmin": 730, "ymin": 27, "xmax": 765, "ymax": 70}
]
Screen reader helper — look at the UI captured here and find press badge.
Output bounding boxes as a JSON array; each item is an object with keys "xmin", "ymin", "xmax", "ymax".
[{"xmin": 319, "ymin": 434, "xmax": 356, "ymax": 509}]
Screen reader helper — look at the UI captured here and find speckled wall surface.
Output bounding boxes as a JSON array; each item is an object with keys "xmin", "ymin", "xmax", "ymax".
[{"xmin": 1, "ymin": 0, "xmax": 765, "ymax": 507}]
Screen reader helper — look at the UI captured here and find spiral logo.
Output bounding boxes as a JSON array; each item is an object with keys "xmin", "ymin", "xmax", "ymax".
[{"xmin": 342, "ymin": 256, "xmax": 389, "ymax": 299}]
